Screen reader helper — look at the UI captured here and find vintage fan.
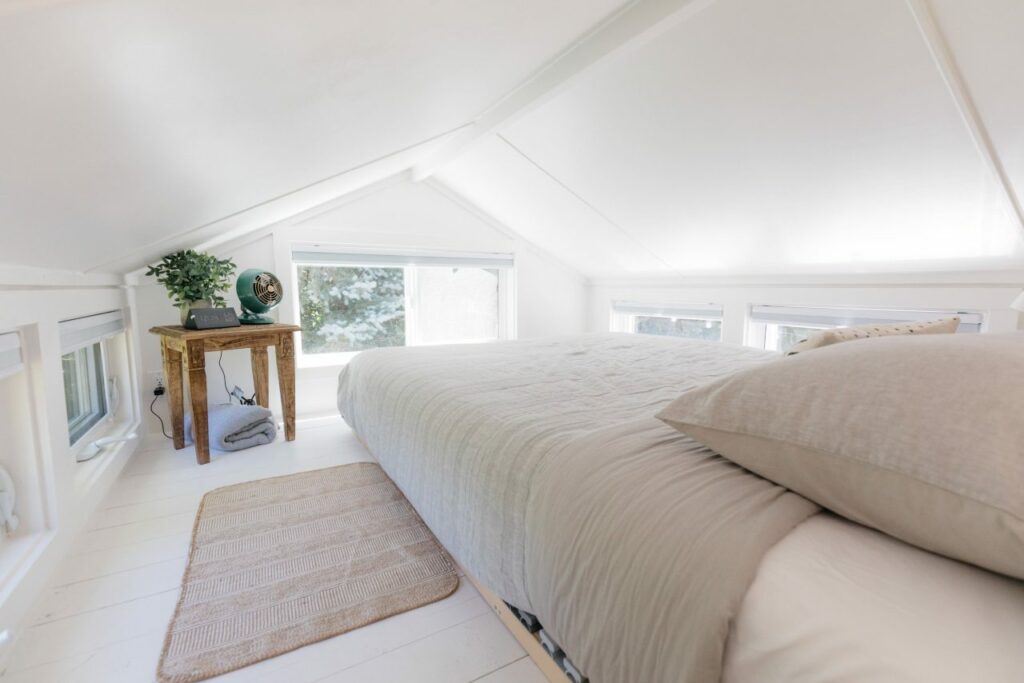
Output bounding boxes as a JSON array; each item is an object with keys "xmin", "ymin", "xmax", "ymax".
[{"xmin": 236, "ymin": 269, "xmax": 284, "ymax": 324}]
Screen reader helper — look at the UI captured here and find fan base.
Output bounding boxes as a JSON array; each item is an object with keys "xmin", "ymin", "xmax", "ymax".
[{"xmin": 238, "ymin": 311, "xmax": 275, "ymax": 325}]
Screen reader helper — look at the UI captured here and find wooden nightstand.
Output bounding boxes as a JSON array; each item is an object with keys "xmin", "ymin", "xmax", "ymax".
[{"xmin": 149, "ymin": 323, "xmax": 301, "ymax": 465}]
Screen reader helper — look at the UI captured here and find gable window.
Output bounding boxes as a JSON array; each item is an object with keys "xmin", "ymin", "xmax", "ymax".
[
  {"xmin": 58, "ymin": 311, "xmax": 124, "ymax": 446},
  {"xmin": 747, "ymin": 305, "xmax": 983, "ymax": 353},
  {"xmin": 611, "ymin": 302, "xmax": 723, "ymax": 342},
  {"xmin": 292, "ymin": 248, "xmax": 513, "ymax": 361}
]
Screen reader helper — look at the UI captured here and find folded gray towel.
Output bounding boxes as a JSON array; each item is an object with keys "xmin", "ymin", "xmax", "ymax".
[{"xmin": 184, "ymin": 404, "xmax": 277, "ymax": 452}]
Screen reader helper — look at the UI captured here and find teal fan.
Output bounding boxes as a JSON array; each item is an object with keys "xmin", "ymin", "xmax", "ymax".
[{"xmin": 236, "ymin": 269, "xmax": 283, "ymax": 324}]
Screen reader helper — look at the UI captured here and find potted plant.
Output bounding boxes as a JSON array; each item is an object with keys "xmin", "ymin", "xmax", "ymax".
[{"xmin": 146, "ymin": 250, "xmax": 237, "ymax": 324}]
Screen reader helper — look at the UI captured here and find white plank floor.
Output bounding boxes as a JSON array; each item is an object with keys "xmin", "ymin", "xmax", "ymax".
[{"xmin": 5, "ymin": 419, "xmax": 547, "ymax": 683}]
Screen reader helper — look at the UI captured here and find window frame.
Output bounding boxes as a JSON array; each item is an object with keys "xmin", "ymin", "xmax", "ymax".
[
  {"xmin": 746, "ymin": 304, "xmax": 985, "ymax": 351},
  {"xmin": 291, "ymin": 249, "xmax": 515, "ymax": 367},
  {"xmin": 610, "ymin": 301, "xmax": 724, "ymax": 341},
  {"xmin": 62, "ymin": 340, "xmax": 110, "ymax": 447}
]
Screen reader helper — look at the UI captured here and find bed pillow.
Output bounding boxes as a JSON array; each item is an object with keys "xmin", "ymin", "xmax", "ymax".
[
  {"xmin": 656, "ymin": 332, "xmax": 1024, "ymax": 579},
  {"xmin": 786, "ymin": 316, "xmax": 960, "ymax": 355}
]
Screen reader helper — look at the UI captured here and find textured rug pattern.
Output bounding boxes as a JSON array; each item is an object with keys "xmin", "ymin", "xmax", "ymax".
[{"xmin": 158, "ymin": 463, "xmax": 458, "ymax": 683}]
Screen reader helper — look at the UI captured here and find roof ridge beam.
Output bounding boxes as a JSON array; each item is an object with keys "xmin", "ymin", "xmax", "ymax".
[{"xmin": 411, "ymin": 0, "xmax": 720, "ymax": 181}]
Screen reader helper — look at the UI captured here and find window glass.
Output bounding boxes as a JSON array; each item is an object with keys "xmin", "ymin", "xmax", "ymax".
[
  {"xmin": 634, "ymin": 315, "xmax": 723, "ymax": 342},
  {"xmin": 297, "ymin": 263, "xmax": 503, "ymax": 355},
  {"xmin": 766, "ymin": 324, "xmax": 829, "ymax": 353},
  {"xmin": 298, "ymin": 266, "xmax": 405, "ymax": 354},
  {"xmin": 414, "ymin": 267, "xmax": 499, "ymax": 345},
  {"xmin": 62, "ymin": 342, "xmax": 108, "ymax": 445}
]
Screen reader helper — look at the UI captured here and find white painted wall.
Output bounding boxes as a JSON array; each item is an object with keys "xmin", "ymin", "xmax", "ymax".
[
  {"xmin": 0, "ymin": 272, "xmax": 142, "ymax": 666},
  {"xmin": 134, "ymin": 178, "xmax": 587, "ymax": 431},
  {"xmin": 437, "ymin": 0, "xmax": 1024, "ymax": 279}
]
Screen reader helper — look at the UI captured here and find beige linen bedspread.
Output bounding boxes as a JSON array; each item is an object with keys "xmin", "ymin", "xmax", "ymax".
[
  {"xmin": 527, "ymin": 417, "xmax": 817, "ymax": 682},
  {"xmin": 337, "ymin": 333, "xmax": 818, "ymax": 682}
]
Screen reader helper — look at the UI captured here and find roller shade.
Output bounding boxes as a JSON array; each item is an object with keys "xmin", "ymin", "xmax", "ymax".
[
  {"xmin": 0, "ymin": 332, "xmax": 23, "ymax": 380},
  {"xmin": 292, "ymin": 248, "xmax": 514, "ymax": 269},
  {"xmin": 749, "ymin": 305, "xmax": 983, "ymax": 333},
  {"xmin": 59, "ymin": 310, "xmax": 125, "ymax": 354},
  {"xmin": 613, "ymin": 301, "xmax": 723, "ymax": 319}
]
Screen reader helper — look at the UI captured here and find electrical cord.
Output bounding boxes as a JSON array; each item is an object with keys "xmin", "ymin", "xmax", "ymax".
[
  {"xmin": 149, "ymin": 394, "xmax": 172, "ymax": 440},
  {"xmin": 218, "ymin": 351, "xmax": 232, "ymax": 403}
]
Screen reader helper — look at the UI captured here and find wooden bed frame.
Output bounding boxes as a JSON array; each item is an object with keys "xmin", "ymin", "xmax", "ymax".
[{"xmin": 463, "ymin": 571, "xmax": 569, "ymax": 683}]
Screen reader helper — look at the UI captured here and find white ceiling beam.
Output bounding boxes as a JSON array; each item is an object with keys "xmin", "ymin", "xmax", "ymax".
[
  {"xmin": 905, "ymin": 0, "xmax": 1024, "ymax": 239},
  {"xmin": 0, "ymin": 265, "xmax": 123, "ymax": 289},
  {"xmin": 411, "ymin": 0, "xmax": 719, "ymax": 181},
  {"xmin": 101, "ymin": 125, "xmax": 469, "ymax": 277}
]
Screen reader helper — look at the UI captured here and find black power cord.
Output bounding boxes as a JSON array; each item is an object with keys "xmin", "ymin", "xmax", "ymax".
[
  {"xmin": 150, "ymin": 382, "xmax": 172, "ymax": 440},
  {"xmin": 150, "ymin": 354, "xmax": 248, "ymax": 439},
  {"xmin": 218, "ymin": 351, "xmax": 232, "ymax": 403}
]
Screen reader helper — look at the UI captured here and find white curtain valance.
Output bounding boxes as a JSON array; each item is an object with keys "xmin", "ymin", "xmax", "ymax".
[
  {"xmin": 0, "ymin": 332, "xmax": 23, "ymax": 380},
  {"xmin": 59, "ymin": 310, "xmax": 125, "ymax": 354}
]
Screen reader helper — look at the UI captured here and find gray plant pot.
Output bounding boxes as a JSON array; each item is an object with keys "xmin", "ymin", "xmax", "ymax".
[{"xmin": 179, "ymin": 300, "xmax": 212, "ymax": 325}]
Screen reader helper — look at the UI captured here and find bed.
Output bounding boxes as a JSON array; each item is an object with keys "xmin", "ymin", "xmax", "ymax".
[{"xmin": 337, "ymin": 333, "xmax": 1024, "ymax": 683}]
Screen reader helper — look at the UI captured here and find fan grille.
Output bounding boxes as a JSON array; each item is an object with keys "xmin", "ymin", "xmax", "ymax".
[{"xmin": 251, "ymin": 273, "xmax": 283, "ymax": 305}]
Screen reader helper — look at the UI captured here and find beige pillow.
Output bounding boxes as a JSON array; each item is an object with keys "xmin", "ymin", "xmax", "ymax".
[
  {"xmin": 786, "ymin": 316, "xmax": 960, "ymax": 355},
  {"xmin": 657, "ymin": 332, "xmax": 1024, "ymax": 579}
]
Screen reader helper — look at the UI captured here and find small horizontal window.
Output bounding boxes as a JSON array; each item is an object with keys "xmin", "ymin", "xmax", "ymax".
[
  {"xmin": 62, "ymin": 342, "xmax": 108, "ymax": 446},
  {"xmin": 611, "ymin": 302, "xmax": 724, "ymax": 342},
  {"xmin": 293, "ymin": 248, "xmax": 513, "ymax": 357},
  {"xmin": 748, "ymin": 305, "xmax": 983, "ymax": 353}
]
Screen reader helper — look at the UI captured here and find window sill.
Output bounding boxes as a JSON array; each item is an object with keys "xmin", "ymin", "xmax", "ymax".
[
  {"xmin": 72, "ymin": 417, "xmax": 137, "ymax": 493},
  {"xmin": 297, "ymin": 351, "xmax": 358, "ymax": 370}
]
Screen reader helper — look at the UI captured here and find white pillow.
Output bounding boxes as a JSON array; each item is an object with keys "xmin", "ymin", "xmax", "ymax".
[{"xmin": 657, "ymin": 332, "xmax": 1024, "ymax": 580}]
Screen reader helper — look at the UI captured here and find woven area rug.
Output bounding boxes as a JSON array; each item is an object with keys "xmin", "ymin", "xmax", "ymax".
[{"xmin": 157, "ymin": 462, "xmax": 458, "ymax": 683}]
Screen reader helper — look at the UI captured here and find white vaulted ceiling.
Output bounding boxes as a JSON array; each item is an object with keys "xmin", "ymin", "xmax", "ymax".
[
  {"xmin": 437, "ymin": 0, "xmax": 1024, "ymax": 278},
  {"xmin": 0, "ymin": 0, "xmax": 626, "ymax": 272},
  {"xmin": 1, "ymin": 0, "xmax": 1023, "ymax": 278}
]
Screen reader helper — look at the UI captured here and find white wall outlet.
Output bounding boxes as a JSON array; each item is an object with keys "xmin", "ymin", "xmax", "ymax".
[{"xmin": 146, "ymin": 370, "xmax": 165, "ymax": 391}]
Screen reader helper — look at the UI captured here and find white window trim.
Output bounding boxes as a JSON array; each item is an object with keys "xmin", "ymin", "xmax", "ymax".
[
  {"xmin": 290, "ymin": 247, "xmax": 515, "ymax": 368},
  {"xmin": 58, "ymin": 310, "xmax": 125, "ymax": 355}
]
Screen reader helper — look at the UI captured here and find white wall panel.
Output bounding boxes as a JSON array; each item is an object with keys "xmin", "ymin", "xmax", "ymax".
[
  {"xmin": 437, "ymin": 137, "xmax": 672, "ymax": 277},
  {"xmin": 498, "ymin": 0, "xmax": 1024, "ymax": 275}
]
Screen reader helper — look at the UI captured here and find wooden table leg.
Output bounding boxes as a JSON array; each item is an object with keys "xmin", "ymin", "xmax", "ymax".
[
  {"xmin": 162, "ymin": 338, "xmax": 186, "ymax": 450},
  {"xmin": 185, "ymin": 340, "xmax": 210, "ymax": 465},
  {"xmin": 250, "ymin": 347, "xmax": 270, "ymax": 408},
  {"xmin": 275, "ymin": 332, "xmax": 296, "ymax": 441}
]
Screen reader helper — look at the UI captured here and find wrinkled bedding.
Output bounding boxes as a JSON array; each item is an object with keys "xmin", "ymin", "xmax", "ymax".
[
  {"xmin": 337, "ymin": 333, "xmax": 1024, "ymax": 682},
  {"xmin": 337, "ymin": 333, "xmax": 779, "ymax": 609},
  {"xmin": 527, "ymin": 416, "xmax": 816, "ymax": 682},
  {"xmin": 337, "ymin": 334, "xmax": 816, "ymax": 682}
]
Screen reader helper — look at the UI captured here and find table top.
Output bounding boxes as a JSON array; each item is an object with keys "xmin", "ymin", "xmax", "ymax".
[{"xmin": 149, "ymin": 323, "xmax": 301, "ymax": 340}]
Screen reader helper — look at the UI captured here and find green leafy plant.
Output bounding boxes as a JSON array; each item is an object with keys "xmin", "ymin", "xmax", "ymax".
[{"xmin": 145, "ymin": 250, "xmax": 236, "ymax": 310}]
